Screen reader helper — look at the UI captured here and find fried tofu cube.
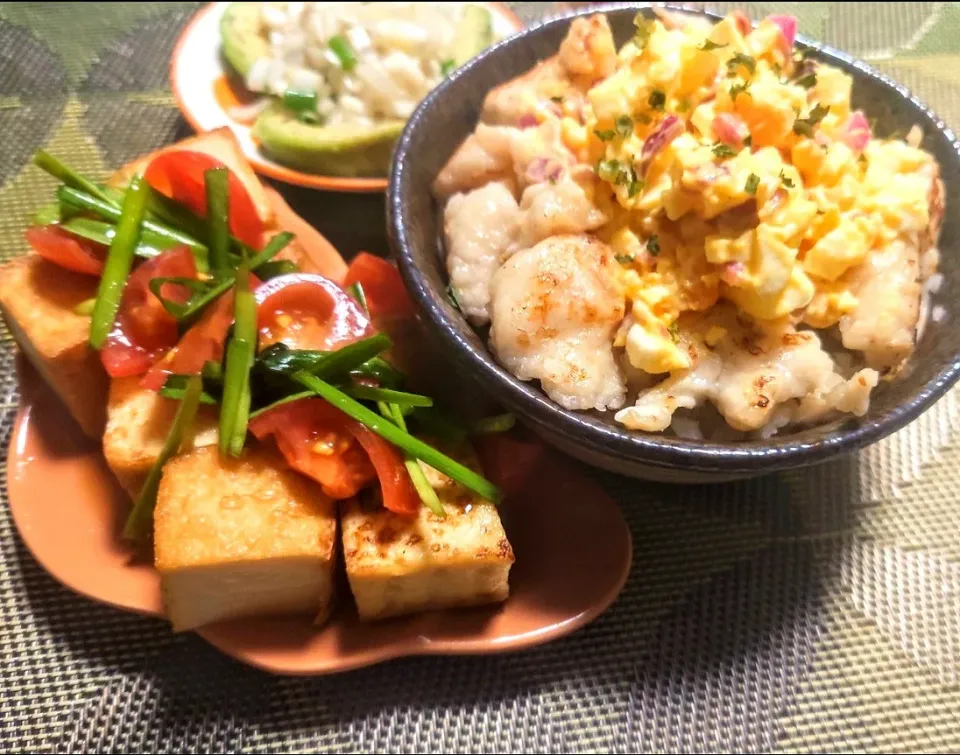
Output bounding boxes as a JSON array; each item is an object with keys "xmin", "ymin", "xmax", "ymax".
[
  {"xmin": 341, "ymin": 450, "xmax": 514, "ymax": 620},
  {"xmin": 154, "ymin": 445, "xmax": 338, "ymax": 632},
  {"xmin": 0, "ymin": 255, "xmax": 107, "ymax": 438},
  {"xmin": 103, "ymin": 377, "xmax": 219, "ymax": 498}
]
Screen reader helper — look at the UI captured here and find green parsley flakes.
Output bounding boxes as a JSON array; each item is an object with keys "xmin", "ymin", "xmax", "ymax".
[
  {"xmin": 616, "ymin": 115, "xmax": 634, "ymax": 138},
  {"xmin": 647, "ymin": 234, "xmax": 661, "ymax": 256},
  {"xmin": 648, "ymin": 89, "xmax": 666, "ymax": 110},
  {"xmin": 712, "ymin": 143, "xmax": 738, "ymax": 159},
  {"xmin": 745, "ymin": 173, "xmax": 760, "ymax": 195}
]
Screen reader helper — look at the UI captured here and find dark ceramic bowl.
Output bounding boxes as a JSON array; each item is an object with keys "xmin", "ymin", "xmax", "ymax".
[{"xmin": 387, "ymin": 3, "xmax": 960, "ymax": 482}]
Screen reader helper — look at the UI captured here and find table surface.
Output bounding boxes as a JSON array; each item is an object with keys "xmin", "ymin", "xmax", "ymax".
[{"xmin": 1, "ymin": 2, "xmax": 959, "ymax": 752}]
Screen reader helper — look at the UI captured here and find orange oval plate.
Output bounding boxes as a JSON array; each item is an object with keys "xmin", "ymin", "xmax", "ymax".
[
  {"xmin": 170, "ymin": 2, "xmax": 524, "ymax": 193},
  {"xmin": 7, "ymin": 355, "xmax": 632, "ymax": 675}
]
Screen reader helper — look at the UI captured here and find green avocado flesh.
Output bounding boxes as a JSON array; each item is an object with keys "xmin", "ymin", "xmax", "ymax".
[
  {"xmin": 220, "ymin": 3, "xmax": 495, "ymax": 176},
  {"xmin": 254, "ymin": 103, "xmax": 404, "ymax": 177}
]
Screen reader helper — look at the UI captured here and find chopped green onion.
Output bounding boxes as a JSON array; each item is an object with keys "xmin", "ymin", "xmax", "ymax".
[
  {"xmin": 32, "ymin": 202, "xmax": 61, "ymax": 226},
  {"xmin": 345, "ymin": 384, "xmax": 433, "ymax": 407},
  {"xmin": 647, "ymin": 234, "xmax": 661, "ymax": 256},
  {"xmin": 329, "ymin": 35, "xmax": 357, "ymax": 71},
  {"xmin": 57, "ymin": 186, "xmax": 207, "ymax": 256},
  {"xmin": 204, "ymin": 167, "xmax": 230, "ymax": 275},
  {"xmin": 123, "ymin": 374, "xmax": 203, "ymax": 540},
  {"xmin": 440, "ymin": 59, "xmax": 456, "ymax": 76},
  {"xmin": 296, "ymin": 110, "xmax": 323, "ymax": 126},
  {"xmin": 699, "ymin": 39, "xmax": 727, "ymax": 51},
  {"xmin": 727, "ymin": 53, "xmax": 756, "ymax": 75},
  {"xmin": 378, "ymin": 401, "xmax": 446, "ymax": 518},
  {"xmin": 470, "ymin": 413, "xmax": 516, "ymax": 435},
  {"xmin": 148, "ymin": 277, "xmax": 214, "ymax": 318},
  {"xmin": 159, "ymin": 384, "xmax": 219, "ymax": 405},
  {"xmin": 712, "ymin": 142, "xmax": 738, "ymax": 159},
  {"xmin": 282, "ymin": 89, "xmax": 318, "ymax": 113},
  {"xmin": 248, "ymin": 390, "xmax": 314, "ymax": 421},
  {"xmin": 295, "ymin": 371, "xmax": 501, "ymax": 503},
  {"xmin": 745, "ymin": 173, "xmax": 760, "ymax": 195},
  {"xmin": 143, "ymin": 185, "xmax": 209, "ymax": 242},
  {"xmin": 59, "ymin": 217, "xmax": 175, "ymax": 260},
  {"xmin": 33, "ymin": 149, "xmax": 118, "ymax": 209},
  {"xmin": 219, "ymin": 260, "xmax": 257, "ymax": 456},
  {"xmin": 348, "ymin": 281, "xmax": 368, "ymax": 314},
  {"xmin": 73, "ymin": 297, "xmax": 96, "ymax": 316},
  {"xmin": 309, "ymin": 334, "xmax": 392, "ymax": 380},
  {"xmin": 255, "ymin": 259, "xmax": 299, "ymax": 280},
  {"xmin": 349, "ymin": 356, "xmax": 404, "ymax": 388},
  {"xmin": 89, "ymin": 175, "xmax": 149, "ymax": 349}
]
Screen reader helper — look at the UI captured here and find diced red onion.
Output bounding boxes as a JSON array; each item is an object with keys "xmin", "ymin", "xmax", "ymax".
[
  {"xmin": 517, "ymin": 113, "xmax": 538, "ymax": 129},
  {"xmin": 525, "ymin": 156, "xmax": 564, "ymax": 184},
  {"xmin": 731, "ymin": 11, "xmax": 752, "ymax": 37},
  {"xmin": 712, "ymin": 113, "xmax": 749, "ymax": 148},
  {"xmin": 843, "ymin": 110, "xmax": 871, "ymax": 152},
  {"xmin": 640, "ymin": 115, "xmax": 684, "ymax": 164},
  {"xmin": 769, "ymin": 15, "xmax": 797, "ymax": 54},
  {"xmin": 720, "ymin": 261, "xmax": 746, "ymax": 285}
]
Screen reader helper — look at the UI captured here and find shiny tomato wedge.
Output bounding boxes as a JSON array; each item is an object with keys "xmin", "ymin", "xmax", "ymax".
[
  {"xmin": 254, "ymin": 272, "xmax": 373, "ymax": 351},
  {"xmin": 250, "ymin": 398, "xmax": 418, "ymax": 515},
  {"xmin": 25, "ymin": 225, "xmax": 105, "ymax": 276},
  {"xmin": 144, "ymin": 150, "xmax": 264, "ymax": 248},
  {"xmin": 141, "ymin": 272, "xmax": 259, "ymax": 391},
  {"xmin": 344, "ymin": 252, "xmax": 416, "ymax": 323},
  {"xmin": 100, "ymin": 247, "xmax": 197, "ymax": 378}
]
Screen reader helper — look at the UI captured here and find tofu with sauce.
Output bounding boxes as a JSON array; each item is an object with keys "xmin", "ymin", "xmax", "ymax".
[
  {"xmin": 154, "ymin": 445, "xmax": 338, "ymax": 632},
  {"xmin": 0, "ymin": 255, "xmax": 107, "ymax": 438},
  {"xmin": 102, "ymin": 377, "xmax": 219, "ymax": 498},
  {"xmin": 341, "ymin": 446, "xmax": 514, "ymax": 620}
]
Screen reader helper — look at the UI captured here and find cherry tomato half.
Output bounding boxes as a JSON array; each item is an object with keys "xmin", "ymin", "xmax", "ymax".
[{"xmin": 25, "ymin": 226, "xmax": 105, "ymax": 276}]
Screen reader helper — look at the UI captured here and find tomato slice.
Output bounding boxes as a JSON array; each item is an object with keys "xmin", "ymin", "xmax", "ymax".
[
  {"xmin": 344, "ymin": 252, "xmax": 416, "ymax": 323},
  {"xmin": 100, "ymin": 247, "xmax": 197, "ymax": 378},
  {"xmin": 25, "ymin": 225, "xmax": 105, "ymax": 276},
  {"xmin": 249, "ymin": 397, "xmax": 419, "ymax": 514},
  {"xmin": 144, "ymin": 150, "xmax": 264, "ymax": 248},
  {"xmin": 254, "ymin": 272, "xmax": 373, "ymax": 351}
]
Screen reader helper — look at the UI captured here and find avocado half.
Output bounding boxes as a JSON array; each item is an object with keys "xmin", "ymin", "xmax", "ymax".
[{"xmin": 220, "ymin": 2, "xmax": 493, "ymax": 177}]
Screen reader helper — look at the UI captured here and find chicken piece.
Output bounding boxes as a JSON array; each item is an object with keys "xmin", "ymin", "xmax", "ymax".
[
  {"xmin": 0, "ymin": 255, "xmax": 106, "ymax": 438},
  {"xmin": 341, "ymin": 444, "xmax": 513, "ymax": 621},
  {"xmin": 514, "ymin": 166, "xmax": 610, "ymax": 249},
  {"xmin": 443, "ymin": 182, "xmax": 521, "ymax": 325},
  {"xmin": 617, "ymin": 304, "xmax": 878, "ymax": 433},
  {"xmin": 838, "ymin": 237, "xmax": 920, "ymax": 372},
  {"xmin": 489, "ymin": 234, "xmax": 626, "ymax": 411},
  {"xmin": 103, "ymin": 377, "xmax": 219, "ymax": 498},
  {"xmin": 481, "ymin": 57, "xmax": 570, "ymax": 126},
  {"xmin": 433, "ymin": 124, "xmax": 518, "ymax": 200},
  {"xmin": 557, "ymin": 15, "xmax": 618, "ymax": 81},
  {"xmin": 155, "ymin": 445, "xmax": 338, "ymax": 632}
]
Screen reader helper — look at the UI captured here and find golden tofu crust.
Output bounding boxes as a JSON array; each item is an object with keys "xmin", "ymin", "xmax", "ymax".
[{"xmin": 0, "ymin": 255, "xmax": 106, "ymax": 437}]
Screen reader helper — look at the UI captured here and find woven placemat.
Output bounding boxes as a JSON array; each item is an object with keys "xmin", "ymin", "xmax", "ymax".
[{"xmin": 0, "ymin": 3, "xmax": 958, "ymax": 752}]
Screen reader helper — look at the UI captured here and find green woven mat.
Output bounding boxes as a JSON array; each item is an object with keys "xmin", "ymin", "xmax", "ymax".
[{"xmin": 0, "ymin": 3, "xmax": 959, "ymax": 753}]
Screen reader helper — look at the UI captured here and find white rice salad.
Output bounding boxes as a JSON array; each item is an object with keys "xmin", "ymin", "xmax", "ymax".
[{"xmin": 244, "ymin": 2, "xmax": 480, "ymax": 127}]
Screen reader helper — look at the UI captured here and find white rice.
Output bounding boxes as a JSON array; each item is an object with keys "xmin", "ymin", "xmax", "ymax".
[{"xmin": 244, "ymin": 2, "xmax": 470, "ymax": 126}]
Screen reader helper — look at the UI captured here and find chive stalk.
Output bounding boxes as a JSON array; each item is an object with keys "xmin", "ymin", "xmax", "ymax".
[
  {"xmin": 33, "ymin": 149, "xmax": 118, "ymax": 208},
  {"xmin": 123, "ymin": 374, "xmax": 203, "ymax": 540},
  {"xmin": 204, "ymin": 167, "xmax": 230, "ymax": 274},
  {"xmin": 294, "ymin": 371, "xmax": 501, "ymax": 503},
  {"xmin": 378, "ymin": 400, "xmax": 446, "ymax": 518},
  {"xmin": 89, "ymin": 176, "xmax": 149, "ymax": 348}
]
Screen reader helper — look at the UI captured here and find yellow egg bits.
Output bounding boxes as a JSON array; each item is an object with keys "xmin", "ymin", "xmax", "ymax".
[{"xmin": 570, "ymin": 10, "xmax": 937, "ymax": 376}]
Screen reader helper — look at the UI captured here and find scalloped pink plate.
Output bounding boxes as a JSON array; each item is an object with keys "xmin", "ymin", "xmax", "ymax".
[{"xmin": 7, "ymin": 355, "xmax": 632, "ymax": 675}]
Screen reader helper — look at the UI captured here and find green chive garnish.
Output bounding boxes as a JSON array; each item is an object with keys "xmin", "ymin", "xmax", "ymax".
[
  {"xmin": 346, "ymin": 384, "xmax": 433, "ymax": 407},
  {"xmin": 33, "ymin": 149, "xmax": 118, "ymax": 209},
  {"xmin": 89, "ymin": 175, "xmax": 149, "ymax": 349},
  {"xmin": 329, "ymin": 35, "xmax": 357, "ymax": 71},
  {"xmin": 282, "ymin": 89, "xmax": 318, "ymax": 113},
  {"xmin": 378, "ymin": 401, "xmax": 446, "ymax": 518},
  {"xmin": 294, "ymin": 371, "xmax": 502, "ymax": 503},
  {"xmin": 123, "ymin": 374, "xmax": 203, "ymax": 540},
  {"xmin": 204, "ymin": 167, "xmax": 230, "ymax": 274}
]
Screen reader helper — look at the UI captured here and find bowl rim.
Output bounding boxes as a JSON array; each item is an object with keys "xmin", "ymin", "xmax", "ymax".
[{"xmin": 388, "ymin": 2, "xmax": 960, "ymax": 474}]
